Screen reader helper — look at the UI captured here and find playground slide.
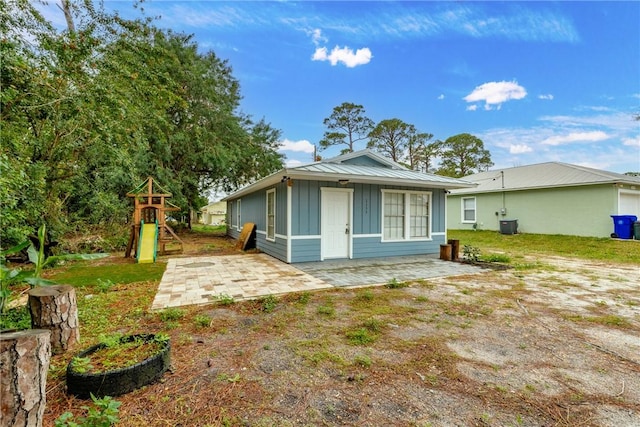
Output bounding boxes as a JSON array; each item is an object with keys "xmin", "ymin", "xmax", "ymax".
[{"xmin": 137, "ymin": 221, "xmax": 158, "ymax": 264}]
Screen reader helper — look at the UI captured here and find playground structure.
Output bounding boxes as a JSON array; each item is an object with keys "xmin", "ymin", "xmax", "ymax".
[{"xmin": 125, "ymin": 177, "xmax": 183, "ymax": 262}]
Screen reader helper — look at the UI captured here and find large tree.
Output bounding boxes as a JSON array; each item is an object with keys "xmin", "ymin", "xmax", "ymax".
[
  {"xmin": 437, "ymin": 133, "xmax": 493, "ymax": 177},
  {"xmin": 406, "ymin": 130, "xmax": 436, "ymax": 171},
  {"xmin": 319, "ymin": 102, "xmax": 374, "ymax": 154},
  {"xmin": 0, "ymin": 0, "xmax": 283, "ymax": 245},
  {"xmin": 366, "ymin": 118, "xmax": 413, "ymax": 163}
]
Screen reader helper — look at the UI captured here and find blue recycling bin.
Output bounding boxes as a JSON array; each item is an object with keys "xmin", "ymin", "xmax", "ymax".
[{"xmin": 610, "ymin": 215, "xmax": 638, "ymax": 239}]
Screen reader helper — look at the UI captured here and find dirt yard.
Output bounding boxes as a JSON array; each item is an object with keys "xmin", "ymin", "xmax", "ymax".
[{"xmin": 44, "ymin": 234, "xmax": 640, "ymax": 426}]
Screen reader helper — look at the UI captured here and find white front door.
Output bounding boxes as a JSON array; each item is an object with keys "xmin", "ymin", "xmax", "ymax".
[{"xmin": 321, "ymin": 188, "xmax": 352, "ymax": 259}]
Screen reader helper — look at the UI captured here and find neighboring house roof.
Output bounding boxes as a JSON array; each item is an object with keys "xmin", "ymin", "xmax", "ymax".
[
  {"xmin": 224, "ymin": 149, "xmax": 476, "ymax": 200},
  {"xmin": 450, "ymin": 162, "xmax": 640, "ymax": 195}
]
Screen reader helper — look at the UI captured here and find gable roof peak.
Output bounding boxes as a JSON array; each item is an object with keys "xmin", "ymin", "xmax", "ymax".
[{"xmin": 323, "ymin": 149, "xmax": 407, "ymax": 170}]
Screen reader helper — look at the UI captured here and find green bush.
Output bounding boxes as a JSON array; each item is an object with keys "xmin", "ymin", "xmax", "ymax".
[{"xmin": 55, "ymin": 394, "xmax": 120, "ymax": 427}]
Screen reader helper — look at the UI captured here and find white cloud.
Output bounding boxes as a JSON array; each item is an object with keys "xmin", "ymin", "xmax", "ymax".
[
  {"xmin": 622, "ymin": 136, "xmax": 640, "ymax": 147},
  {"xmin": 541, "ymin": 131, "xmax": 609, "ymax": 146},
  {"xmin": 509, "ymin": 144, "xmax": 533, "ymax": 154},
  {"xmin": 279, "ymin": 138, "xmax": 315, "ymax": 153},
  {"xmin": 466, "ymin": 104, "xmax": 478, "ymax": 111},
  {"xmin": 464, "ymin": 81, "xmax": 527, "ymax": 110},
  {"xmin": 437, "ymin": 94, "xmax": 445, "ymax": 100},
  {"xmin": 312, "ymin": 45, "xmax": 372, "ymax": 68},
  {"xmin": 309, "ymin": 28, "xmax": 327, "ymax": 46},
  {"xmin": 285, "ymin": 159, "xmax": 304, "ymax": 168},
  {"xmin": 538, "ymin": 94, "xmax": 554, "ymax": 100}
]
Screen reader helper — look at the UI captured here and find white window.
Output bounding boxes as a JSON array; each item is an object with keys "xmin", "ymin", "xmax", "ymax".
[
  {"xmin": 236, "ymin": 199, "xmax": 241, "ymax": 231},
  {"xmin": 230, "ymin": 202, "xmax": 236, "ymax": 229},
  {"xmin": 462, "ymin": 197, "xmax": 476, "ymax": 223},
  {"xmin": 266, "ymin": 189, "xmax": 275, "ymax": 241},
  {"xmin": 382, "ymin": 190, "xmax": 431, "ymax": 241}
]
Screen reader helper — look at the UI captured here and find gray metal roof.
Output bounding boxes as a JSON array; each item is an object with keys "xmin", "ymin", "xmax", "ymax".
[
  {"xmin": 450, "ymin": 162, "xmax": 640, "ymax": 195},
  {"xmin": 290, "ymin": 162, "xmax": 474, "ymax": 187},
  {"xmin": 224, "ymin": 150, "xmax": 476, "ymax": 200}
]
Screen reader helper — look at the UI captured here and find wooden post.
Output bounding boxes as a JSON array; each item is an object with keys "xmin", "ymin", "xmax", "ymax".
[
  {"xmin": 448, "ymin": 239, "xmax": 460, "ymax": 261},
  {"xmin": 0, "ymin": 329, "xmax": 51, "ymax": 427},
  {"xmin": 28, "ymin": 285, "xmax": 79, "ymax": 354},
  {"xmin": 439, "ymin": 244, "xmax": 452, "ymax": 261}
]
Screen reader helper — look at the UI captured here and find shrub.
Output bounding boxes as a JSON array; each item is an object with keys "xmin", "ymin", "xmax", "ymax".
[{"xmin": 385, "ymin": 278, "xmax": 408, "ymax": 289}]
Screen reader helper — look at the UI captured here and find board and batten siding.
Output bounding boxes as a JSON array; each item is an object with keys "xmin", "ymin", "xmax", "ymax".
[
  {"xmin": 288, "ymin": 182, "xmax": 447, "ymax": 262},
  {"xmin": 228, "ymin": 179, "xmax": 449, "ymax": 263},
  {"xmin": 447, "ymin": 184, "xmax": 620, "ymax": 237}
]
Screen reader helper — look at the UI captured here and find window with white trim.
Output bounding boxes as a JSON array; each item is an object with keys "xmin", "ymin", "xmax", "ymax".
[
  {"xmin": 236, "ymin": 199, "xmax": 241, "ymax": 231},
  {"xmin": 266, "ymin": 189, "xmax": 275, "ymax": 241},
  {"xmin": 382, "ymin": 190, "xmax": 431, "ymax": 241},
  {"xmin": 462, "ymin": 197, "xmax": 476, "ymax": 223},
  {"xmin": 230, "ymin": 202, "xmax": 236, "ymax": 229}
]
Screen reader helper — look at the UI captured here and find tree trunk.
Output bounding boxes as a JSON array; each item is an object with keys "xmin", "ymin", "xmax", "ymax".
[
  {"xmin": 28, "ymin": 285, "xmax": 79, "ymax": 354},
  {"xmin": 0, "ymin": 329, "xmax": 51, "ymax": 427}
]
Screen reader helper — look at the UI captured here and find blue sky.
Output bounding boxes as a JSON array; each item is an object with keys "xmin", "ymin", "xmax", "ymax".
[{"xmin": 41, "ymin": 1, "xmax": 640, "ymax": 173}]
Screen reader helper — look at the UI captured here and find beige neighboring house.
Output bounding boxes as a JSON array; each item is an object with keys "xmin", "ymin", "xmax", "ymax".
[{"xmin": 200, "ymin": 201, "xmax": 227, "ymax": 225}]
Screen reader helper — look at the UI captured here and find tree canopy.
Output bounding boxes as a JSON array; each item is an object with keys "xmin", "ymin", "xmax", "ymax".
[
  {"xmin": 436, "ymin": 133, "xmax": 494, "ymax": 177},
  {"xmin": 0, "ymin": 0, "xmax": 283, "ymax": 246},
  {"xmin": 366, "ymin": 118, "xmax": 412, "ymax": 163},
  {"xmin": 319, "ymin": 102, "xmax": 374, "ymax": 154}
]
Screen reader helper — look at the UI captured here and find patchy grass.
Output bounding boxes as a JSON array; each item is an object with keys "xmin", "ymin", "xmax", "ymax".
[
  {"xmin": 191, "ymin": 224, "xmax": 227, "ymax": 234},
  {"xmin": 448, "ymin": 230, "xmax": 640, "ymax": 264},
  {"xmin": 46, "ymin": 261, "xmax": 166, "ymax": 288},
  {"xmin": 22, "ymin": 232, "xmax": 638, "ymax": 427}
]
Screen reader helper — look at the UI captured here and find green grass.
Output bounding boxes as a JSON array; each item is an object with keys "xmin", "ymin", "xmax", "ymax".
[
  {"xmin": 448, "ymin": 230, "xmax": 640, "ymax": 264},
  {"xmin": 191, "ymin": 224, "xmax": 227, "ymax": 234},
  {"xmin": 47, "ymin": 262, "xmax": 166, "ymax": 287}
]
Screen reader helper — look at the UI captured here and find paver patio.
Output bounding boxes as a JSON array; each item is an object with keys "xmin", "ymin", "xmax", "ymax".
[{"xmin": 151, "ymin": 253, "xmax": 482, "ymax": 309}]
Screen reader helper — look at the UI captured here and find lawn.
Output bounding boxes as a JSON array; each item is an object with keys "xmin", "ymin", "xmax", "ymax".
[{"xmin": 448, "ymin": 229, "xmax": 640, "ymax": 264}]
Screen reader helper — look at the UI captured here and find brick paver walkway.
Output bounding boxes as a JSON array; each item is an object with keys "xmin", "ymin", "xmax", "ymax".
[
  {"xmin": 151, "ymin": 253, "xmax": 482, "ymax": 310},
  {"xmin": 152, "ymin": 254, "xmax": 332, "ymax": 309}
]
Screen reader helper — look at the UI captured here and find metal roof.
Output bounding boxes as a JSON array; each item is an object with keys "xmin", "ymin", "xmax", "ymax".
[
  {"xmin": 450, "ymin": 162, "xmax": 640, "ymax": 195},
  {"xmin": 290, "ymin": 162, "xmax": 474, "ymax": 187},
  {"xmin": 224, "ymin": 150, "xmax": 476, "ymax": 200}
]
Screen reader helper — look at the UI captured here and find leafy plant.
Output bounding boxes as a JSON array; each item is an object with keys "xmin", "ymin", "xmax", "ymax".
[
  {"xmin": 95, "ymin": 279, "xmax": 115, "ymax": 293},
  {"xmin": 354, "ymin": 354, "xmax": 372, "ymax": 368},
  {"xmin": 54, "ymin": 394, "xmax": 120, "ymax": 427},
  {"xmin": 297, "ymin": 292, "xmax": 311, "ymax": 305},
  {"xmin": 194, "ymin": 314, "xmax": 212, "ymax": 328},
  {"xmin": 215, "ymin": 293, "xmax": 235, "ymax": 306},
  {"xmin": 317, "ymin": 304, "xmax": 335, "ymax": 317},
  {"xmin": 260, "ymin": 294, "xmax": 278, "ymax": 313},
  {"xmin": 98, "ymin": 333, "xmax": 124, "ymax": 348},
  {"xmin": 462, "ymin": 245, "xmax": 481, "ymax": 262},
  {"xmin": 481, "ymin": 253, "xmax": 511, "ymax": 263},
  {"xmin": 0, "ymin": 240, "xmax": 30, "ymax": 314},
  {"xmin": 385, "ymin": 278, "xmax": 408, "ymax": 289},
  {"xmin": 0, "ymin": 306, "xmax": 31, "ymax": 331},
  {"xmin": 158, "ymin": 307, "xmax": 185, "ymax": 322},
  {"xmin": 345, "ymin": 328, "xmax": 376, "ymax": 345},
  {"xmin": 70, "ymin": 357, "xmax": 94, "ymax": 374}
]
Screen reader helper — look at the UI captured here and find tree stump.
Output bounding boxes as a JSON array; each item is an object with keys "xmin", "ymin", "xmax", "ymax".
[
  {"xmin": 28, "ymin": 285, "xmax": 79, "ymax": 354},
  {"xmin": 448, "ymin": 239, "xmax": 460, "ymax": 261},
  {"xmin": 0, "ymin": 329, "xmax": 51, "ymax": 427},
  {"xmin": 439, "ymin": 244, "xmax": 452, "ymax": 261}
]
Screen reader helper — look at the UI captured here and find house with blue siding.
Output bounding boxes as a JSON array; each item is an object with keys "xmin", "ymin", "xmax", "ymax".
[{"xmin": 224, "ymin": 150, "xmax": 475, "ymax": 263}]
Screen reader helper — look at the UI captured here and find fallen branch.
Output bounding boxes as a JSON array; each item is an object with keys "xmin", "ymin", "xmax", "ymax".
[
  {"xmin": 516, "ymin": 298, "xmax": 529, "ymax": 315},
  {"xmin": 586, "ymin": 342, "xmax": 640, "ymax": 367}
]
